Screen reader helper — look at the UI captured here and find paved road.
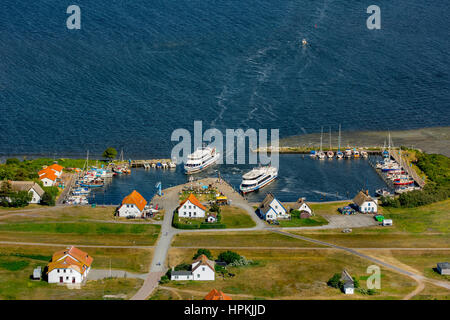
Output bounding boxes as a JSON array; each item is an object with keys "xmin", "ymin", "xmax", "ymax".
[{"xmin": 88, "ymin": 269, "xmax": 148, "ymax": 281}]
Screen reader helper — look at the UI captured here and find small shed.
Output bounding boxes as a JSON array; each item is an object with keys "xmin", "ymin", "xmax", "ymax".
[
  {"xmin": 32, "ymin": 266, "xmax": 42, "ymax": 280},
  {"xmin": 341, "ymin": 269, "xmax": 354, "ymax": 295},
  {"xmin": 437, "ymin": 262, "xmax": 450, "ymax": 275},
  {"xmin": 206, "ymin": 214, "xmax": 218, "ymax": 223}
]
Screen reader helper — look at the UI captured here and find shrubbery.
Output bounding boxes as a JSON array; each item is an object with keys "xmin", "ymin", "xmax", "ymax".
[
  {"xmin": 193, "ymin": 249, "xmax": 213, "ymax": 260},
  {"xmin": 382, "ymin": 152, "xmax": 449, "ymax": 208},
  {"xmin": 218, "ymin": 251, "xmax": 241, "ymax": 264}
]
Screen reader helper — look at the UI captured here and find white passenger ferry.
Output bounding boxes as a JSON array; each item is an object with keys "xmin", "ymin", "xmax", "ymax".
[
  {"xmin": 184, "ymin": 147, "xmax": 220, "ymax": 174},
  {"xmin": 239, "ymin": 166, "xmax": 278, "ymax": 194}
]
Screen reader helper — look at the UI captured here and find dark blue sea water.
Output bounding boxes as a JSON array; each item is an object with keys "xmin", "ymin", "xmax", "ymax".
[
  {"xmin": 88, "ymin": 154, "xmax": 386, "ymax": 203},
  {"xmin": 0, "ymin": 1, "xmax": 449, "ymax": 159}
]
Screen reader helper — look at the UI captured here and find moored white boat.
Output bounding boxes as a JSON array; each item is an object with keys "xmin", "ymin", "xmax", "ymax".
[
  {"xmin": 239, "ymin": 166, "xmax": 278, "ymax": 194},
  {"xmin": 184, "ymin": 147, "xmax": 220, "ymax": 174}
]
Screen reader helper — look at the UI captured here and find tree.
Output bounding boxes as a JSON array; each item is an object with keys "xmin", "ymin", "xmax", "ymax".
[
  {"xmin": 5, "ymin": 158, "xmax": 20, "ymax": 165},
  {"xmin": 102, "ymin": 147, "xmax": 117, "ymax": 161},
  {"xmin": 327, "ymin": 273, "xmax": 341, "ymax": 288},
  {"xmin": 9, "ymin": 191, "xmax": 32, "ymax": 207},
  {"xmin": 209, "ymin": 203, "xmax": 221, "ymax": 214},
  {"xmin": 218, "ymin": 251, "xmax": 241, "ymax": 264},
  {"xmin": 41, "ymin": 192, "xmax": 55, "ymax": 206},
  {"xmin": 193, "ymin": 249, "xmax": 213, "ymax": 260}
]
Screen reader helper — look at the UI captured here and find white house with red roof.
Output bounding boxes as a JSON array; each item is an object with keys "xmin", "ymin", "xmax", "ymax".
[
  {"xmin": 38, "ymin": 169, "xmax": 58, "ymax": 187},
  {"xmin": 117, "ymin": 190, "xmax": 147, "ymax": 218},
  {"xmin": 47, "ymin": 246, "xmax": 93, "ymax": 284},
  {"xmin": 178, "ymin": 194, "xmax": 206, "ymax": 218},
  {"xmin": 46, "ymin": 164, "xmax": 64, "ymax": 177}
]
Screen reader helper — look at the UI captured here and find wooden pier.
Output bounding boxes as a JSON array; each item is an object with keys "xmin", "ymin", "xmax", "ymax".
[
  {"xmin": 391, "ymin": 151, "xmax": 426, "ymax": 188},
  {"xmin": 130, "ymin": 159, "xmax": 172, "ymax": 168}
]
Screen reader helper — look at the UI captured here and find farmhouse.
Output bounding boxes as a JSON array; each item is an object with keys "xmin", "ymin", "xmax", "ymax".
[
  {"xmin": 171, "ymin": 254, "xmax": 215, "ymax": 281},
  {"xmin": 117, "ymin": 190, "xmax": 147, "ymax": 218},
  {"xmin": 39, "ymin": 169, "xmax": 57, "ymax": 187},
  {"xmin": 178, "ymin": 194, "xmax": 206, "ymax": 218},
  {"xmin": 290, "ymin": 197, "xmax": 312, "ymax": 218},
  {"xmin": 47, "ymin": 164, "xmax": 64, "ymax": 177},
  {"xmin": 47, "ymin": 246, "xmax": 93, "ymax": 284},
  {"xmin": 204, "ymin": 289, "xmax": 232, "ymax": 300},
  {"xmin": 258, "ymin": 193, "xmax": 289, "ymax": 221},
  {"xmin": 341, "ymin": 269, "xmax": 354, "ymax": 294},
  {"xmin": 0, "ymin": 181, "xmax": 45, "ymax": 204},
  {"xmin": 352, "ymin": 190, "xmax": 378, "ymax": 213},
  {"xmin": 437, "ymin": 262, "xmax": 450, "ymax": 275}
]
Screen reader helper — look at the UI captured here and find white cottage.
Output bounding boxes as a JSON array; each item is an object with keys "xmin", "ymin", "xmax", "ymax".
[
  {"xmin": 341, "ymin": 269, "xmax": 354, "ymax": 295},
  {"xmin": 171, "ymin": 254, "xmax": 215, "ymax": 281},
  {"xmin": 117, "ymin": 190, "xmax": 147, "ymax": 218},
  {"xmin": 0, "ymin": 181, "xmax": 45, "ymax": 204},
  {"xmin": 353, "ymin": 190, "xmax": 378, "ymax": 213},
  {"xmin": 258, "ymin": 193, "xmax": 289, "ymax": 221},
  {"xmin": 290, "ymin": 197, "xmax": 312, "ymax": 217},
  {"xmin": 39, "ymin": 170, "xmax": 57, "ymax": 187},
  {"xmin": 47, "ymin": 246, "xmax": 93, "ymax": 284},
  {"xmin": 178, "ymin": 194, "xmax": 206, "ymax": 218}
]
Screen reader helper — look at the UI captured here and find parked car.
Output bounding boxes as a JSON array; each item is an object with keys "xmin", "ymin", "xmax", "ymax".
[
  {"xmin": 374, "ymin": 215, "xmax": 384, "ymax": 222},
  {"xmin": 382, "ymin": 219, "xmax": 393, "ymax": 226},
  {"xmin": 342, "ymin": 228, "xmax": 352, "ymax": 233},
  {"xmin": 338, "ymin": 206, "xmax": 355, "ymax": 215}
]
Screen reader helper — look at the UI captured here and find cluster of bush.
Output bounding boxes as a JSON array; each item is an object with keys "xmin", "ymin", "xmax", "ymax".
[
  {"xmin": 0, "ymin": 183, "xmax": 32, "ymax": 208},
  {"xmin": 382, "ymin": 152, "xmax": 449, "ymax": 208}
]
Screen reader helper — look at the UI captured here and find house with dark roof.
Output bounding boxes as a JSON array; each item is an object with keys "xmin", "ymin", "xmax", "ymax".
[
  {"xmin": 290, "ymin": 197, "xmax": 313, "ymax": 218},
  {"xmin": 0, "ymin": 181, "xmax": 45, "ymax": 204},
  {"xmin": 352, "ymin": 190, "xmax": 378, "ymax": 213},
  {"xmin": 258, "ymin": 193, "xmax": 289, "ymax": 221},
  {"xmin": 437, "ymin": 262, "xmax": 450, "ymax": 275},
  {"xmin": 341, "ymin": 269, "xmax": 354, "ymax": 294},
  {"xmin": 171, "ymin": 254, "xmax": 215, "ymax": 281}
]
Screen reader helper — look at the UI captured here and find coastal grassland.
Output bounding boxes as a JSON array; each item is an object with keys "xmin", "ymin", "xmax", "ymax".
[
  {"xmin": 0, "ymin": 244, "xmax": 149, "ymax": 300},
  {"xmin": 290, "ymin": 200, "xmax": 450, "ymax": 248},
  {"xmin": 277, "ymin": 215, "xmax": 328, "ymax": 228},
  {"xmin": 309, "ymin": 201, "xmax": 351, "ymax": 215},
  {"xmin": 171, "ymin": 231, "xmax": 325, "ymax": 248},
  {"xmin": 0, "ymin": 221, "xmax": 161, "ymax": 246},
  {"xmin": 386, "ymin": 250, "xmax": 450, "ymax": 282},
  {"xmin": 0, "ymin": 206, "xmax": 117, "ymax": 222},
  {"xmin": 0, "ymin": 245, "xmax": 152, "ymax": 273},
  {"xmin": 219, "ymin": 206, "xmax": 255, "ymax": 228},
  {"xmin": 163, "ymin": 248, "xmax": 417, "ymax": 300},
  {"xmin": 412, "ymin": 283, "xmax": 450, "ymax": 300},
  {"xmin": 179, "ymin": 190, "xmax": 216, "ymax": 202}
]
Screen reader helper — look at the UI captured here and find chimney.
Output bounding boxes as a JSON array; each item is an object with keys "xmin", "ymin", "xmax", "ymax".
[{"xmin": 365, "ymin": 190, "xmax": 369, "ymax": 196}]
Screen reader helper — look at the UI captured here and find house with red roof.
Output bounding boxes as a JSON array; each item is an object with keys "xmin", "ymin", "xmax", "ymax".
[
  {"xmin": 38, "ymin": 169, "xmax": 58, "ymax": 187},
  {"xmin": 178, "ymin": 194, "xmax": 206, "ymax": 218},
  {"xmin": 47, "ymin": 246, "xmax": 93, "ymax": 284},
  {"xmin": 204, "ymin": 289, "xmax": 232, "ymax": 300},
  {"xmin": 117, "ymin": 190, "xmax": 147, "ymax": 218},
  {"xmin": 47, "ymin": 164, "xmax": 64, "ymax": 177}
]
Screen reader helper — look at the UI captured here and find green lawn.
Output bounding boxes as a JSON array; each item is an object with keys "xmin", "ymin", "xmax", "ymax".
[
  {"xmin": 0, "ymin": 222, "xmax": 161, "ymax": 246},
  {"xmin": 278, "ymin": 215, "xmax": 328, "ymax": 228},
  {"xmin": 164, "ymin": 248, "xmax": 418, "ymax": 300},
  {"xmin": 0, "ymin": 245, "xmax": 149, "ymax": 300}
]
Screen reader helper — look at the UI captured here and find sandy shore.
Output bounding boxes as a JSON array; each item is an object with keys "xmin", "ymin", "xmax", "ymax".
[{"xmin": 279, "ymin": 126, "xmax": 450, "ymax": 157}]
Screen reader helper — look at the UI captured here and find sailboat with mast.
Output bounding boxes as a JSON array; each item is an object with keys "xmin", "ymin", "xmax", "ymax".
[
  {"xmin": 317, "ymin": 127, "xmax": 326, "ymax": 160},
  {"xmin": 336, "ymin": 124, "xmax": 343, "ymax": 159},
  {"xmin": 326, "ymin": 126, "xmax": 334, "ymax": 158}
]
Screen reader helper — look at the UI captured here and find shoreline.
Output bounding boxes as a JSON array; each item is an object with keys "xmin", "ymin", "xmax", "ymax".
[{"xmin": 1, "ymin": 126, "xmax": 449, "ymax": 162}]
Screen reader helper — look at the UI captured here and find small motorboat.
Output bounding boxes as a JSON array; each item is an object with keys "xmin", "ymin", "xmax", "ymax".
[
  {"xmin": 302, "ymin": 39, "xmax": 308, "ymax": 46},
  {"xmin": 327, "ymin": 150, "xmax": 334, "ymax": 158}
]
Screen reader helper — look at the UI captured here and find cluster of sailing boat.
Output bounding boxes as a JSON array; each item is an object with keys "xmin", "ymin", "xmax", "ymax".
[
  {"xmin": 309, "ymin": 125, "xmax": 368, "ymax": 160},
  {"xmin": 374, "ymin": 134, "xmax": 420, "ymax": 195},
  {"xmin": 65, "ymin": 151, "xmax": 130, "ymax": 205}
]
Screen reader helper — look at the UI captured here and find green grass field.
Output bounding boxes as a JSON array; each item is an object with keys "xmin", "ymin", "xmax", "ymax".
[
  {"xmin": 278, "ymin": 215, "xmax": 328, "ymax": 227},
  {"xmin": 162, "ymin": 248, "xmax": 418, "ymax": 300},
  {"xmin": 172, "ymin": 231, "xmax": 324, "ymax": 248},
  {"xmin": 0, "ymin": 245, "xmax": 149, "ymax": 300},
  {"xmin": 174, "ymin": 206, "xmax": 255, "ymax": 229},
  {"xmin": 0, "ymin": 221, "xmax": 161, "ymax": 246}
]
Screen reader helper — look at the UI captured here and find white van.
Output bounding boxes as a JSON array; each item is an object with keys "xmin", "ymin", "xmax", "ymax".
[{"xmin": 382, "ymin": 219, "xmax": 393, "ymax": 226}]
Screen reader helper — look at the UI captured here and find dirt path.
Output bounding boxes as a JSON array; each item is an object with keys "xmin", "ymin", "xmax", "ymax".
[{"xmin": 403, "ymin": 278, "xmax": 425, "ymax": 300}]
